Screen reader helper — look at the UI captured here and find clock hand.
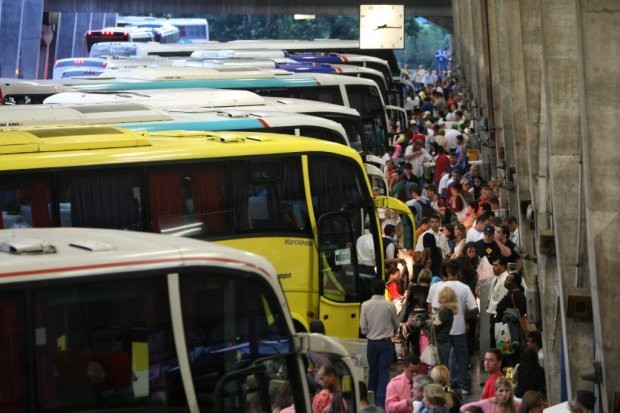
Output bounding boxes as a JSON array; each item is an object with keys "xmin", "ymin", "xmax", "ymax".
[{"xmin": 375, "ymin": 24, "xmax": 402, "ymax": 30}]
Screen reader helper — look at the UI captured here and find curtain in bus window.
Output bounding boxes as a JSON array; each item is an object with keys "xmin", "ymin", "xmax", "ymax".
[
  {"xmin": 148, "ymin": 169, "xmax": 184, "ymax": 233},
  {"xmin": 34, "ymin": 292, "xmax": 58, "ymax": 409},
  {"xmin": 70, "ymin": 173, "xmax": 139, "ymax": 229},
  {"xmin": 189, "ymin": 168, "xmax": 229, "ymax": 235},
  {"xmin": 230, "ymin": 162, "xmax": 252, "ymax": 231},
  {"xmin": 0, "ymin": 298, "xmax": 24, "ymax": 413},
  {"xmin": 30, "ymin": 180, "xmax": 52, "ymax": 227}
]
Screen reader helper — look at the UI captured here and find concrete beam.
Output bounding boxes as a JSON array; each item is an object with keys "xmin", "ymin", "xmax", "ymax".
[{"xmin": 41, "ymin": 0, "xmax": 453, "ymax": 19}]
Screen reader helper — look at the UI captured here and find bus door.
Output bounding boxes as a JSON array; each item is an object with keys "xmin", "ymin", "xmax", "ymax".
[
  {"xmin": 374, "ymin": 196, "xmax": 416, "ymax": 286},
  {"xmin": 316, "ymin": 210, "xmax": 364, "ymax": 338}
]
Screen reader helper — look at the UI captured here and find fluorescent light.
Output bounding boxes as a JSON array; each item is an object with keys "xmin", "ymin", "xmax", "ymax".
[{"xmin": 294, "ymin": 14, "xmax": 316, "ymax": 20}]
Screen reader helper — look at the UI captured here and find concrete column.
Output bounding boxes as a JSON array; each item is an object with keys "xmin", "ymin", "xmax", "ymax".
[
  {"xmin": 485, "ymin": 0, "xmax": 501, "ymax": 175},
  {"xmin": 518, "ymin": 0, "xmax": 563, "ymax": 402},
  {"xmin": 492, "ymin": 0, "xmax": 516, "ymax": 213},
  {"xmin": 500, "ymin": 0, "xmax": 528, "ymax": 221},
  {"xmin": 540, "ymin": 0, "xmax": 592, "ymax": 400},
  {"xmin": 577, "ymin": 1, "xmax": 620, "ymax": 409},
  {"xmin": 0, "ymin": 0, "xmax": 22, "ymax": 77},
  {"xmin": 18, "ymin": 0, "xmax": 44, "ymax": 79},
  {"xmin": 54, "ymin": 12, "xmax": 77, "ymax": 61}
]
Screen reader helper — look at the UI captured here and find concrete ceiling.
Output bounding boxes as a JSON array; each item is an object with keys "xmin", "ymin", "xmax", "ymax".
[{"xmin": 43, "ymin": 0, "xmax": 452, "ymax": 20}]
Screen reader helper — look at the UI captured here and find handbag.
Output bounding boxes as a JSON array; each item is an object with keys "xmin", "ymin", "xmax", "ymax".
[
  {"xmin": 494, "ymin": 322, "xmax": 515, "ymax": 355},
  {"xmin": 420, "ymin": 324, "xmax": 440, "ymax": 366}
]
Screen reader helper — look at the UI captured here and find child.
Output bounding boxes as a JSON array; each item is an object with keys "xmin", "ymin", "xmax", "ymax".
[{"xmin": 434, "ymin": 287, "xmax": 457, "ymax": 366}]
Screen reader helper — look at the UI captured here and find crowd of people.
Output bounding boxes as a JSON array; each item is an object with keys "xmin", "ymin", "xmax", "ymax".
[
  {"xmin": 270, "ymin": 67, "xmax": 598, "ymax": 413},
  {"xmin": 350, "ymin": 72, "xmax": 596, "ymax": 413}
]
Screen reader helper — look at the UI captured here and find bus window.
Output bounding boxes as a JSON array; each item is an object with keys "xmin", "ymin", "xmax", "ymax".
[
  {"xmin": 0, "ymin": 176, "xmax": 51, "ymax": 229},
  {"xmin": 55, "ymin": 169, "xmax": 143, "ymax": 230},
  {"xmin": 179, "ymin": 272, "xmax": 300, "ymax": 411},
  {"xmin": 146, "ymin": 164, "xmax": 230, "ymax": 237},
  {"xmin": 309, "ymin": 154, "xmax": 371, "ymax": 303},
  {"xmin": 30, "ymin": 276, "xmax": 177, "ymax": 409},
  {"xmin": 254, "ymin": 86, "xmax": 344, "ymax": 106}
]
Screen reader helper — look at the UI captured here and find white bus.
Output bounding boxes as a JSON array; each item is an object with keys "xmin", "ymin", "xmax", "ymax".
[
  {"xmin": 43, "ymin": 89, "xmax": 378, "ymax": 165},
  {"xmin": 0, "ymin": 227, "xmax": 360, "ymax": 412},
  {"xmin": 0, "ymin": 102, "xmax": 352, "ymax": 148},
  {"xmin": 84, "ymin": 27, "xmax": 154, "ymax": 52},
  {"xmin": 117, "ymin": 16, "xmax": 209, "ymax": 41}
]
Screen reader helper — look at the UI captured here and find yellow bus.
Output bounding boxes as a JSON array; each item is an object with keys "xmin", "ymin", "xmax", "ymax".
[{"xmin": 0, "ymin": 126, "xmax": 414, "ymax": 338}]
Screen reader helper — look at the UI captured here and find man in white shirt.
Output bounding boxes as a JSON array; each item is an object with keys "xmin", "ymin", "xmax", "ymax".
[
  {"xmin": 486, "ymin": 257, "xmax": 528, "ymax": 347},
  {"xmin": 404, "ymin": 139, "xmax": 432, "ymax": 182},
  {"xmin": 427, "ymin": 260, "xmax": 478, "ymax": 394},
  {"xmin": 356, "ymin": 232, "xmax": 377, "ymax": 277},
  {"xmin": 414, "ymin": 213, "xmax": 450, "ymax": 258},
  {"xmin": 360, "ymin": 279, "xmax": 399, "ymax": 409},
  {"xmin": 466, "ymin": 213, "xmax": 491, "ymax": 243},
  {"xmin": 444, "ymin": 125, "xmax": 461, "ymax": 151}
]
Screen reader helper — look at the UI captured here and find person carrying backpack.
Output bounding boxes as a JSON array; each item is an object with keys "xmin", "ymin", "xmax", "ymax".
[{"xmin": 406, "ymin": 184, "xmax": 435, "ymax": 226}]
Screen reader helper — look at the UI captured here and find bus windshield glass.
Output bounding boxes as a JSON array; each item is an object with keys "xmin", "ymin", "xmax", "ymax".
[{"xmin": 0, "ymin": 266, "xmax": 293, "ymax": 411}]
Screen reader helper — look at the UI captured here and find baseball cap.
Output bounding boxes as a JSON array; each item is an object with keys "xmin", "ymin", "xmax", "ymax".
[{"xmin": 483, "ymin": 225, "xmax": 495, "ymax": 235}]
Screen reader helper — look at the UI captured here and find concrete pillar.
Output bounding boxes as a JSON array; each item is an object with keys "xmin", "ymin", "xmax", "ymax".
[
  {"xmin": 485, "ymin": 0, "xmax": 501, "ymax": 175},
  {"xmin": 518, "ymin": 0, "xmax": 564, "ymax": 403},
  {"xmin": 18, "ymin": 0, "xmax": 44, "ymax": 79},
  {"xmin": 500, "ymin": 0, "xmax": 527, "ymax": 222},
  {"xmin": 54, "ymin": 12, "xmax": 77, "ymax": 62},
  {"xmin": 0, "ymin": 0, "xmax": 22, "ymax": 77},
  {"xmin": 577, "ymin": 1, "xmax": 620, "ymax": 410},
  {"xmin": 540, "ymin": 0, "xmax": 592, "ymax": 401}
]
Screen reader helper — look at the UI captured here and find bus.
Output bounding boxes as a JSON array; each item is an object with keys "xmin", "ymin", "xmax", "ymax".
[
  {"xmin": 84, "ymin": 27, "xmax": 154, "ymax": 52},
  {"xmin": 116, "ymin": 16, "xmax": 209, "ymax": 41},
  {"xmin": 52, "ymin": 57, "xmax": 112, "ymax": 80},
  {"xmin": 0, "ymin": 67, "xmax": 408, "ymax": 156},
  {"xmin": 0, "ymin": 126, "xmax": 414, "ymax": 338},
  {"xmin": 8, "ymin": 90, "xmax": 389, "ymax": 193},
  {"xmin": 0, "ymin": 67, "xmax": 407, "ymax": 154},
  {"xmin": 75, "ymin": 67, "xmax": 407, "ymax": 154},
  {"xmin": 0, "ymin": 102, "xmax": 352, "ymax": 147},
  {"xmin": 41, "ymin": 90, "xmax": 366, "ymax": 148},
  {"xmin": 0, "ymin": 226, "xmax": 360, "ymax": 412}
]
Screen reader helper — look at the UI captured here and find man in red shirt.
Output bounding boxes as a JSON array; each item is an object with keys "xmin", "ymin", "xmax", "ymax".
[
  {"xmin": 480, "ymin": 348, "xmax": 504, "ymax": 400},
  {"xmin": 433, "ymin": 145, "xmax": 451, "ymax": 186}
]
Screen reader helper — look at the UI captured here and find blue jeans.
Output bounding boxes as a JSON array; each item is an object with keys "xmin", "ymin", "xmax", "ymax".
[
  {"xmin": 367, "ymin": 339, "xmax": 394, "ymax": 408},
  {"xmin": 449, "ymin": 333, "xmax": 471, "ymax": 391},
  {"xmin": 437, "ymin": 341, "xmax": 451, "ymax": 367}
]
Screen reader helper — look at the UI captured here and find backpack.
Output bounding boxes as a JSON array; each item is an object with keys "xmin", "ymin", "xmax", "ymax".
[
  {"xmin": 412, "ymin": 198, "xmax": 436, "ymax": 224},
  {"xmin": 382, "ymin": 236, "xmax": 396, "ymax": 259}
]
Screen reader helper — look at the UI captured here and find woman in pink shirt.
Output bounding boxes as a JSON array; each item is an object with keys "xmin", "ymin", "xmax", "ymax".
[{"xmin": 459, "ymin": 377, "xmax": 521, "ymax": 413}]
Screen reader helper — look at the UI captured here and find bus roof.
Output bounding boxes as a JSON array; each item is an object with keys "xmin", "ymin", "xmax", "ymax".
[
  {"xmin": 42, "ymin": 90, "xmax": 361, "ymax": 119},
  {"xmin": 0, "ymin": 227, "xmax": 277, "ymax": 285},
  {"xmin": 0, "ymin": 126, "xmax": 360, "ymax": 170},
  {"xmin": 64, "ymin": 68, "xmax": 380, "ymax": 93},
  {"xmin": 44, "ymin": 88, "xmax": 267, "ymax": 106}
]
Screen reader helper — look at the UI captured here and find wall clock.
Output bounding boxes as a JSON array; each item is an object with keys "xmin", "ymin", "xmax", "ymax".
[{"xmin": 359, "ymin": 4, "xmax": 405, "ymax": 49}]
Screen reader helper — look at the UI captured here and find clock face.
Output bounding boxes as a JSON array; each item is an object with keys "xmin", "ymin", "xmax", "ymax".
[{"xmin": 359, "ymin": 4, "xmax": 405, "ymax": 49}]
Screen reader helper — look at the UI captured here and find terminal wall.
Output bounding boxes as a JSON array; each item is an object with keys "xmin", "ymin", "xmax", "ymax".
[{"xmin": 453, "ymin": 0, "xmax": 620, "ymax": 409}]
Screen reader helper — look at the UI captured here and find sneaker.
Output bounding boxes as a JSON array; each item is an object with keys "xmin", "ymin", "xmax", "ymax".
[{"xmin": 461, "ymin": 389, "xmax": 471, "ymax": 395}]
